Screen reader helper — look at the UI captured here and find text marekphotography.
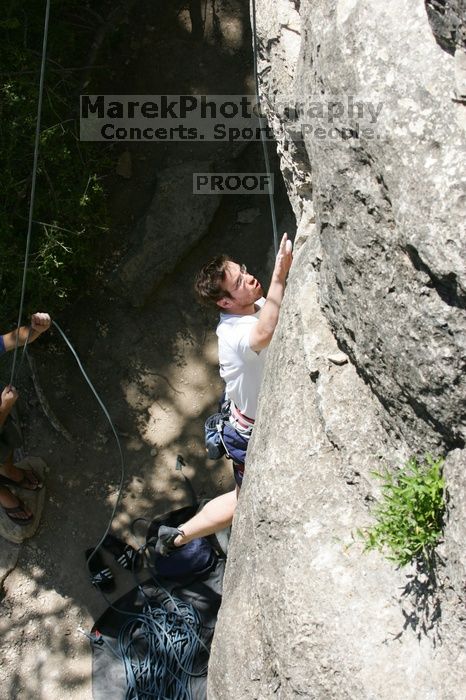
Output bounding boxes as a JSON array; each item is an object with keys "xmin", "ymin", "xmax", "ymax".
[{"xmin": 79, "ymin": 94, "xmax": 384, "ymax": 142}]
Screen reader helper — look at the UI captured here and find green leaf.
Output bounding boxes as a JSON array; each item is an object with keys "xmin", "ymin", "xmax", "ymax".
[{"xmin": 360, "ymin": 455, "xmax": 445, "ymax": 567}]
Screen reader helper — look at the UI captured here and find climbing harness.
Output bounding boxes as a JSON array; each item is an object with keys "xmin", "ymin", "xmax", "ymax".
[
  {"xmin": 204, "ymin": 412, "xmax": 231, "ymax": 460},
  {"xmin": 204, "ymin": 400, "xmax": 252, "ymax": 474},
  {"xmin": 228, "ymin": 401, "xmax": 255, "ymax": 436}
]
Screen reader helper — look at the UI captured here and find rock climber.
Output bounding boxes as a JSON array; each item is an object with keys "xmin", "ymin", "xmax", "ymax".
[
  {"xmin": 156, "ymin": 233, "xmax": 293, "ymax": 554},
  {"xmin": 0, "ymin": 313, "xmax": 52, "ymax": 525}
]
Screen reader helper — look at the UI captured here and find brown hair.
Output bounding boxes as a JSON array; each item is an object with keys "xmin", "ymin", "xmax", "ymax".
[{"xmin": 194, "ymin": 255, "xmax": 232, "ymax": 306}]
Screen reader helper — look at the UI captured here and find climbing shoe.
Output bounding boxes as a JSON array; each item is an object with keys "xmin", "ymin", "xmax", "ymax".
[
  {"xmin": 102, "ymin": 533, "xmax": 142, "ymax": 571},
  {"xmin": 155, "ymin": 526, "xmax": 184, "ymax": 557},
  {"xmin": 85, "ymin": 547, "xmax": 115, "ymax": 592}
]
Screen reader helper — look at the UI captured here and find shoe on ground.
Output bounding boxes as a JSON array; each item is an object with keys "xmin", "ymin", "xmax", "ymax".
[
  {"xmin": 155, "ymin": 526, "xmax": 184, "ymax": 557},
  {"xmin": 102, "ymin": 533, "xmax": 142, "ymax": 571},
  {"xmin": 85, "ymin": 547, "xmax": 115, "ymax": 592}
]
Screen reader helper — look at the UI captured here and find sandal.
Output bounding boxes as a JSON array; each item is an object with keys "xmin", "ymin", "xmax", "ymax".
[
  {"xmin": 0, "ymin": 468, "xmax": 43, "ymax": 491},
  {"xmin": 102, "ymin": 533, "xmax": 142, "ymax": 571},
  {"xmin": 85, "ymin": 547, "xmax": 115, "ymax": 592},
  {"xmin": 1, "ymin": 500, "xmax": 33, "ymax": 526}
]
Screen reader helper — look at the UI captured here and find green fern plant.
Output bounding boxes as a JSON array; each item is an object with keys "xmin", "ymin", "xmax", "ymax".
[{"xmin": 360, "ymin": 455, "xmax": 445, "ymax": 566}]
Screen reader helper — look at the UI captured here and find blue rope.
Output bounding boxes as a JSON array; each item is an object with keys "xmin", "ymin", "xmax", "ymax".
[
  {"xmin": 117, "ymin": 599, "xmax": 206, "ymax": 699},
  {"xmin": 89, "ymin": 537, "xmax": 210, "ymax": 700}
]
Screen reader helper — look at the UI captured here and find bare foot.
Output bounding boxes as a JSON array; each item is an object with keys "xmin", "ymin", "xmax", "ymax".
[{"xmin": 0, "ymin": 462, "xmax": 42, "ymax": 490}]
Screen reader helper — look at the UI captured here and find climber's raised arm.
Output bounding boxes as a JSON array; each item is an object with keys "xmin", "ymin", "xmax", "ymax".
[{"xmin": 249, "ymin": 233, "xmax": 293, "ymax": 352}]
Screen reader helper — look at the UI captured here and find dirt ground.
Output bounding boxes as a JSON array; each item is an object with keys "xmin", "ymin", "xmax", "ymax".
[{"xmin": 0, "ymin": 2, "xmax": 292, "ymax": 698}]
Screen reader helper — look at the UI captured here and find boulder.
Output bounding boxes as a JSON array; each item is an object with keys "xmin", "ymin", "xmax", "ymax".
[
  {"xmin": 114, "ymin": 161, "xmax": 221, "ymax": 306},
  {"xmin": 208, "ymin": 0, "xmax": 466, "ymax": 697}
]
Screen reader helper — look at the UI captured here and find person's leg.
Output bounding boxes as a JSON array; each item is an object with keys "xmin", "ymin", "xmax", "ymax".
[
  {"xmin": 156, "ymin": 487, "xmax": 239, "ymax": 555},
  {"xmin": 156, "ymin": 449, "xmax": 246, "ymax": 556},
  {"xmin": 174, "ymin": 488, "xmax": 238, "ymax": 546},
  {"xmin": 0, "ymin": 449, "xmax": 42, "ymax": 489}
]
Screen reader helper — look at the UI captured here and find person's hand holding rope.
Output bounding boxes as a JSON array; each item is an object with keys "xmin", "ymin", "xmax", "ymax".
[
  {"xmin": 3, "ymin": 312, "xmax": 51, "ymax": 353},
  {"xmin": 30, "ymin": 312, "xmax": 51, "ymax": 340},
  {"xmin": 0, "ymin": 386, "xmax": 19, "ymax": 427}
]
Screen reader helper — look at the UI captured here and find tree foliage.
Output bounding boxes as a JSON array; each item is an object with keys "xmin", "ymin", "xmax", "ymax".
[{"xmin": 1, "ymin": 0, "xmax": 110, "ymax": 322}]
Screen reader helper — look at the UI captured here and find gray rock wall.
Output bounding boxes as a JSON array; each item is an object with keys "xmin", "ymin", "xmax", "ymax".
[
  {"xmin": 425, "ymin": 0, "xmax": 466, "ymax": 54},
  {"xmin": 208, "ymin": 0, "xmax": 466, "ymax": 697}
]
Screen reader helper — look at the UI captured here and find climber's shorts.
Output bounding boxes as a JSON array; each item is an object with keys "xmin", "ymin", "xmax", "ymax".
[
  {"xmin": 233, "ymin": 462, "xmax": 245, "ymax": 487},
  {"xmin": 216, "ymin": 395, "xmax": 251, "ymax": 488},
  {"xmin": 221, "ymin": 425, "xmax": 248, "ymax": 487}
]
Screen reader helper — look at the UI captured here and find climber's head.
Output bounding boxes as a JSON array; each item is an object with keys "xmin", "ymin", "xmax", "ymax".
[{"xmin": 195, "ymin": 256, "xmax": 262, "ymax": 314}]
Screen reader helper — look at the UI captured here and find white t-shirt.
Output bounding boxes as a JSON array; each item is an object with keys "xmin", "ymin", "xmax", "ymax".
[{"xmin": 216, "ymin": 297, "xmax": 267, "ymax": 420}]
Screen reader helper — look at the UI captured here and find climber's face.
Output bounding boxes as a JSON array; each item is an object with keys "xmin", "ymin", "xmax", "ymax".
[{"xmin": 217, "ymin": 261, "xmax": 263, "ymax": 314}]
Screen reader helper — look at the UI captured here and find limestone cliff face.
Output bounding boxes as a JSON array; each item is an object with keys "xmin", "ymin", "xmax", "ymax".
[{"xmin": 208, "ymin": 1, "xmax": 466, "ymax": 698}]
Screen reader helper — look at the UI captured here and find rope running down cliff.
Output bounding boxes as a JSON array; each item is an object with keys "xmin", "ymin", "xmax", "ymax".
[{"xmin": 251, "ymin": 0, "xmax": 279, "ymax": 256}]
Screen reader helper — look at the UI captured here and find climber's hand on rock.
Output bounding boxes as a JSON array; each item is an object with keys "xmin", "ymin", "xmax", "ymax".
[{"xmin": 273, "ymin": 233, "xmax": 293, "ymax": 283}]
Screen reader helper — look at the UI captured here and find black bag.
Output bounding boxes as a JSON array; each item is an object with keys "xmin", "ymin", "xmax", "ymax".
[{"xmin": 146, "ymin": 505, "xmax": 218, "ymax": 580}]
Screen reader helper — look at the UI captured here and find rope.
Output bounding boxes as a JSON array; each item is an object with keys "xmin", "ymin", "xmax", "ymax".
[
  {"xmin": 10, "ymin": 0, "xmax": 52, "ymax": 386},
  {"xmin": 52, "ymin": 321, "xmax": 125, "ymax": 560},
  {"xmin": 80, "ymin": 534, "xmax": 211, "ymax": 699},
  {"xmin": 117, "ymin": 596, "xmax": 207, "ymax": 699},
  {"xmin": 251, "ymin": 0, "xmax": 279, "ymax": 256},
  {"xmin": 52, "ymin": 322, "xmax": 211, "ymax": 697}
]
